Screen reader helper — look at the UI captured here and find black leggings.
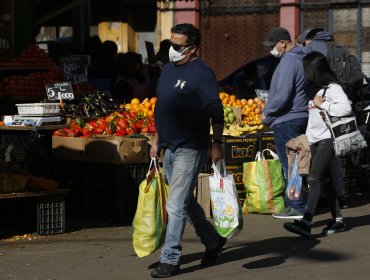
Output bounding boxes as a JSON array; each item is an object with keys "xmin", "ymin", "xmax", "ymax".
[{"xmin": 304, "ymin": 138, "xmax": 342, "ymax": 222}]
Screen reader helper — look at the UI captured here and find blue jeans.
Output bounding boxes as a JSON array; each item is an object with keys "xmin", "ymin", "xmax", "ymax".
[
  {"xmin": 273, "ymin": 118, "xmax": 307, "ymax": 212},
  {"xmin": 160, "ymin": 148, "xmax": 219, "ymax": 265}
]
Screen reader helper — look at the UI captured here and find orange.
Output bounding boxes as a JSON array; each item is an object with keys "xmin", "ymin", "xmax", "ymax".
[
  {"xmin": 149, "ymin": 97, "xmax": 157, "ymax": 105},
  {"xmin": 247, "ymin": 99, "xmax": 254, "ymax": 106},
  {"xmin": 230, "ymin": 95, "xmax": 236, "ymax": 102},
  {"xmin": 147, "ymin": 110, "xmax": 154, "ymax": 118},
  {"xmin": 131, "ymin": 103, "xmax": 139, "ymax": 111},
  {"xmin": 219, "ymin": 92, "xmax": 226, "ymax": 100},
  {"xmin": 255, "ymin": 107, "xmax": 261, "ymax": 114},
  {"xmin": 144, "ymin": 101, "xmax": 151, "ymax": 109},
  {"xmin": 124, "ymin": 103, "xmax": 132, "ymax": 110},
  {"xmin": 131, "ymin": 98, "xmax": 140, "ymax": 105}
]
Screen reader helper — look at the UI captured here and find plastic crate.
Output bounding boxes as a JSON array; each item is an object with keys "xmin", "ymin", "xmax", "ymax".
[
  {"xmin": 37, "ymin": 197, "xmax": 65, "ymax": 235},
  {"xmin": 16, "ymin": 103, "xmax": 61, "ymax": 116}
]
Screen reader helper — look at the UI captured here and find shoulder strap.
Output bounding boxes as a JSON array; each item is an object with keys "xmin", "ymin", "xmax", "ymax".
[{"xmin": 322, "ymin": 85, "xmax": 328, "ymax": 97}]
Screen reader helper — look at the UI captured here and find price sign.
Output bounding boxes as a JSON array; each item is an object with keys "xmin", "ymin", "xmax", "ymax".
[
  {"xmin": 59, "ymin": 55, "xmax": 89, "ymax": 84},
  {"xmin": 45, "ymin": 82, "xmax": 74, "ymax": 100}
]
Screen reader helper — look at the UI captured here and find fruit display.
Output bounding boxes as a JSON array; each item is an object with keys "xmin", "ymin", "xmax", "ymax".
[
  {"xmin": 122, "ymin": 97, "xmax": 157, "ymax": 119},
  {"xmin": 0, "ymin": 68, "xmax": 64, "ymax": 97},
  {"xmin": 0, "ymin": 44, "xmax": 56, "ymax": 68},
  {"xmin": 219, "ymin": 92, "xmax": 266, "ymax": 135},
  {"xmin": 54, "ymin": 97, "xmax": 158, "ymax": 137}
]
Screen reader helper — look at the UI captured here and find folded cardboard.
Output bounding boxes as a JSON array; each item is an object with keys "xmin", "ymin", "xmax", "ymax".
[
  {"xmin": 194, "ymin": 173, "xmax": 211, "ymax": 218},
  {"xmin": 52, "ymin": 136, "xmax": 88, "ymax": 161},
  {"xmin": 85, "ymin": 136, "xmax": 149, "ymax": 164}
]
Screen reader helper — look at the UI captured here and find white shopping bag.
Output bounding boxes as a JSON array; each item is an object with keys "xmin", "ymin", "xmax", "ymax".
[{"xmin": 209, "ymin": 160, "xmax": 243, "ymax": 238}]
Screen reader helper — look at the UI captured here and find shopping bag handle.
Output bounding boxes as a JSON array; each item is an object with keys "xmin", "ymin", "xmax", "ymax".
[
  {"xmin": 212, "ymin": 159, "xmax": 227, "ymax": 178},
  {"xmin": 148, "ymin": 157, "xmax": 159, "ymax": 173},
  {"xmin": 261, "ymin": 149, "xmax": 279, "ymax": 160},
  {"xmin": 255, "ymin": 151, "xmax": 262, "ymax": 161}
]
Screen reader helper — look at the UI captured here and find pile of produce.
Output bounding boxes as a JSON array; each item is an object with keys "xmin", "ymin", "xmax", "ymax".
[
  {"xmin": 54, "ymin": 97, "xmax": 158, "ymax": 137},
  {"xmin": 0, "ymin": 44, "xmax": 56, "ymax": 68},
  {"xmin": 61, "ymin": 91, "xmax": 118, "ymax": 117},
  {"xmin": 0, "ymin": 68, "xmax": 64, "ymax": 97},
  {"xmin": 219, "ymin": 92, "xmax": 266, "ymax": 135}
]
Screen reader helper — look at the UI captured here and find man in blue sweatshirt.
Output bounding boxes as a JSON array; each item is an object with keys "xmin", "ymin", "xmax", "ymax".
[{"xmin": 261, "ymin": 27, "xmax": 314, "ymax": 219}]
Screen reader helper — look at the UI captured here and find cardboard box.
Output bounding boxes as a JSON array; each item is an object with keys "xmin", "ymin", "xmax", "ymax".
[
  {"xmin": 223, "ymin": 135, "xmax": 259, "ymax": 163},
  {"xmin": 225, "ymin": 163, "xmax": 245, "ymax": 206},
  {"xmin": 85, "ymin": 136, "xmax": 150, "ymax": 165},
  {"xmin": 194, "ymin": 173, "xmax": 211, "ymax": 218},
  {"xmin": 52, "ymin": 136, "xmax": 88, "ymax": 161}
]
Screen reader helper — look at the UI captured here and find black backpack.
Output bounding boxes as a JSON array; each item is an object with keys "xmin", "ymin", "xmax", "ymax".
[{"xmin": 325, "ymin": 42, "xmax": 366, "ymax": 86}]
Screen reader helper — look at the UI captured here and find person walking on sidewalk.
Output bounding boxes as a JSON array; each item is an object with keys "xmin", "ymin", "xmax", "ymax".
[
  {"xmin": 261, "ymin": 27, "xmax": 315, "ymax": 219},
  {"xmin": 284, "ymin": 51, "xmax": 351, "ymax": 237},
  {"xmin": 149, "ymin": 23, "xmax": 226, "ymax": 278}
]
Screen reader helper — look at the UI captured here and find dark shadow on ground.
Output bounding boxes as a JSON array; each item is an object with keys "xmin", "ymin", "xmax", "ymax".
[{"xmin": 149, "ymin": 235, "xmax": 350, "ymax": 276}]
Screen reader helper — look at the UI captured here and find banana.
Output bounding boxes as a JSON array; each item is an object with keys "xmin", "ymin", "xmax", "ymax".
[
  {"xmin": 228, "ymin": 123, "xmax": 243, "ymax": 136},
  {"xmin": 258, "ymin": 124, "xmax": 264, "ymax": 130},
  {"xmin": 249, "ymin": 125, "xmax": 259, "ymax": 131},
  {"xmin": 235, "ymin": 123, "xmax": 250, "ymax": 133}
]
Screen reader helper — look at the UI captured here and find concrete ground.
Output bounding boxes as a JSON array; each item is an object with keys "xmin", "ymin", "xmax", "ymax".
[{"xmin": 0, "ymin": 193, "xmax": 369, "ymax": 280}]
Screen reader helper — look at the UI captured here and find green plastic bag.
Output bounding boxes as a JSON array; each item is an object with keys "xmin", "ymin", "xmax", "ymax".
[
  {"xmin": 242, "ymin": 149, "xmax": 285, "ymax": 214},
  {"xmin": 132, "ymin": 158, "xmax": 168, "ymax": 258}
]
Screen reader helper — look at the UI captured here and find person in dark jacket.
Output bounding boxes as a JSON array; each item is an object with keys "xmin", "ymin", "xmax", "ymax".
[{"xmin": 149, "ymin": 23, "xmax": 226, "ymax": 278}]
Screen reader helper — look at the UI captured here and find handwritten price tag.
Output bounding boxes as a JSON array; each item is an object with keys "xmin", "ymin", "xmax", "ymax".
[{"xmin": 45, "ymin": 82, "xmax": 74, "ymax": 100}]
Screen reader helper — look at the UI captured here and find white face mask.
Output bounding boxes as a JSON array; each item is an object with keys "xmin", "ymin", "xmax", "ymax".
[
  {"xmin": 270, "ymin": 46, "xmax": 283, "ymax": 58},
  {"xmin": 169, "ymin": 45, "xmax": 190, "ymax": 62}
]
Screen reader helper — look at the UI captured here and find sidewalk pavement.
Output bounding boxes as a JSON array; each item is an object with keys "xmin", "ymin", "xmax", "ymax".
[{"xmin": 1, "ymin": 193, "xmax": 369, "ymax": 280}]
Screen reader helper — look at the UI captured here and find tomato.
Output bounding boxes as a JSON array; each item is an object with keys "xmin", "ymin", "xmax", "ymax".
[
  {"xmin": 134, "ymin": 119, "xmax": 142, "ymax": 130},
  {"xmin": 70, "ymin": 124, "xmax": 82, "ymax": 136},
  {"xmin": 93, "ymin": 127, "xmax": 103, "ymax": 135},
  {"xmin": 53, "ymin": 129, "xmax": 67, "ymax": 136},
  {"xmin": 96, "ymin": 117, "xmax": 107, "ymax": 131},
  {"xmin": 126, "ymin": 126, "xmax": 134, "ymax": 135},
  {"xmin": 148, "ymin": 121, "xmax": 156, "ymax": 133},
  {"xmin": 116, "ymin": 116, "xmax": 128, "ymax": 130},
  {"xmin": 122, "ymin": 111, "xmax": 133, "ymax": 119},
  {"xmin": 81, "ymin": 127, "xmax": 91, "ymax": 136}
]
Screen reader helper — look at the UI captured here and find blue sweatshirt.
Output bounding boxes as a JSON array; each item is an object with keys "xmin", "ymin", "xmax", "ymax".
[
  {"xmin": 303, "ymin": 31, "xmax": 333, "ymax": 57},
  {"xmin": 263, "ymin": 46, "xmax": 314, "ymax": 126},
  {"xmin": 155, "ymin": 58, "xmax": 224, "ymax": 152}
]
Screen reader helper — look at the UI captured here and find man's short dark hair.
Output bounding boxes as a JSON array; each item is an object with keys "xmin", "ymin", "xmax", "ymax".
[{"xmin": 171, "ymin": 23, "xmax": 201, "ymax": 48}]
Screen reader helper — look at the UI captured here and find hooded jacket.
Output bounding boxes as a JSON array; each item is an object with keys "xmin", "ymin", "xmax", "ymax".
[
  {"xmin": 262, "ymin": 46, "xmax": 314, "ymax": 126},
  {"xmin": 303, "ymin": 31, "xmax": 333, "ymax": 57}
]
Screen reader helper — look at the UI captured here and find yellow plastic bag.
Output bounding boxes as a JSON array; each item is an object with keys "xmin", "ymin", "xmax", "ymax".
[{"xmin": 132, "ymin": 158, "xmax": 168, "ymax": 258}]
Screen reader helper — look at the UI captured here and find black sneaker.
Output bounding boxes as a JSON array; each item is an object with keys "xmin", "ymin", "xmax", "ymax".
[
  {"xmin": 151, "ymin": 263, "xmax": 180, "ymax": 278},
  {"xmin": 283, "ymin": 219, "xmax": 311, "ymax": 238},
  {"xmin": 322, "ymin": 220, "xmax": 345, "ymax": 236},
  {"xmin": 201, "ymin": 235, "xmax": 227, "ymax": 266}
]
